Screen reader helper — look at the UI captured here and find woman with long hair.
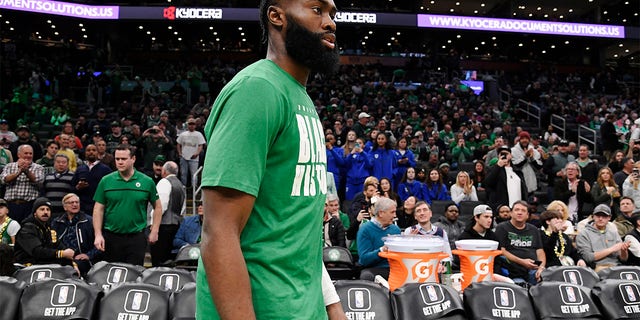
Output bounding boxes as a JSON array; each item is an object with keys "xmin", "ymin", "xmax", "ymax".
[
  {"xmin": 380, "ymin": 177, "xmax": 400, "ymax": 207},
  {"xmin": 342, "ymin": 130, "xmax": 358, "ymax": 157},
  {"xmin": 398, "ymin": 167, "xmax": 423, "ymax": 202},
  {"xmin": 450, "ymin": 171, "xmax": 478, "ymax": 204},
  {"xmin": 393, "ymin": 137, "xmax": 416, "ymax": 188},
  {"xmin": 607, "ymin": 150, "xmax": 625, "ymax": 174},
  {"xmin": 623, "ymin": 162, "xmax": 640, "ymax": 208},
  {"xmin": 344, "ymin": 138, "xmax": 372, "ymax": 201},
  {"xmin": 421, "ymin": 168, "xmax": 451, "ymax": 204},
  {"xmin": 396, "ymin": 196, "xmax": 417, "ymax": 229},
  {"xmin": 470, "ymin": 160, "xmax": 486, "ymax": 191},
  {"xmin": 539, "ymin": 210, "xmax": 586, "ymax": 267},
  {"xmin": 591, "ymin": 167, "xmax": 621, "ymax": 211},
  {"xmin": 370, "ymin": 132, "xmax": 396, "ymax": 186}
]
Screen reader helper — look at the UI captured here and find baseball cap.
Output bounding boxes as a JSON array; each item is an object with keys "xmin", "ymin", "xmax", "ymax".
[
  {"xmin": 17, "ymin": 125, "xmax": 30, "ymax": 132},
  {"xmin": 593, "ymin": 204, "xmax": 612, "ymax": 216},
  {"xmin": 473, "ymin": 204, "xmax": 492, "ymax": 216},
  {"xmin": 153, "ymin": 155, "xmax": 167, "ymax": 164},
  {"xmin": 111, "ymin": 121, "xmax": 121, "ymax": 127},
  {"xmin": 160, "ymin": 111, "xmax": 169, "ymax": 117},
  {"xmin": 519, "ymin": 131, "xmax": 531, "ymax": 139},
  {"xmin": 97, "ymin": 108, "xmax": 106, "ymax": 113},
  {"xmin": 558, "ymin": 139, "xmax": 569, "ymax": 146},
  {"xmin": 497, "ymin": 145, "xmax": 511, "ymax": 154},
  {"xmin": 0, "ymin": 119, "xmax": 7, "ymax": 124},
  {"xmin": 358, "ymin": 112, "xmax": 371, "ymax": 119},
  {"xmin": 439, "ymin": 162, "xmax": 450, "ymax": 169},
  {"xmin": 0, "ymin": 199, "xmax": 7, "ymax": 208}
]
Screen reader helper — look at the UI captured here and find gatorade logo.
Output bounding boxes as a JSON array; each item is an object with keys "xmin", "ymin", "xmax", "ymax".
[
  {"xmin": 474, "ymin": 258, "xmax": 490, "ymax": 275},
  {"xmin": 412, "ymin": 261, "xmax": 435, "ymax": 281}
]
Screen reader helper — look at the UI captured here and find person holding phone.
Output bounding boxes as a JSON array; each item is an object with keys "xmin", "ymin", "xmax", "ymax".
[
  {"xmin": 484, "ymin": 145, "xmax": 528, "ymax": 212},
  {"xmin": 623, "ymin": 162, "xmax": 640, "ymax": 209},
  {"xmin": 344, "ymin": 138, "xmax": 373, "ymax": 202}
]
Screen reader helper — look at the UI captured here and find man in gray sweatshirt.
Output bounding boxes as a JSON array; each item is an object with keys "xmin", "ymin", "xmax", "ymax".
[{"xmin": 576, "ymin": 204, "xmax": 630, "ymax": 272}]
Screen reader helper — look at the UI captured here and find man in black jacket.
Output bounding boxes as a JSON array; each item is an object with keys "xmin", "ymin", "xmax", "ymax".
[
  {"xmin": 14, "ymin": 197, "xmax": 76, "ymax": 268},
  {"xmin": 484, "ymin": 146, "xmax": 528, "ymax": 212}
]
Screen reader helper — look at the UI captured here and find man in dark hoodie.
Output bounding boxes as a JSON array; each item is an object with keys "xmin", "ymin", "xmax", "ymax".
[
  {"xmin": 459, "ymin": 204, "xmax": 498, "ymax": 241},
  {"xmin": 14, "ymin": 197, "xmax": 76, "ymax": 268}
]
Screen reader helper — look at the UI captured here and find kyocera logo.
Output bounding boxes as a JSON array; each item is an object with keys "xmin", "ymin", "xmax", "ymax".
[
  {"xmin": 334, "ymin": 12, "xmax": 377, "ymax": 24},
  {"xmin": 163, "ymin": 6, "xmax": 176, "ymax": 20},
  {"xmin": 163, "ymin": 6, "xmax": 223, "ymax": 20}
]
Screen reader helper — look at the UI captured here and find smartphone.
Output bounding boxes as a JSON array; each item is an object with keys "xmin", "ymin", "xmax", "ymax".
[
  {"xmin": 355, "ymin": 142, "xmax": 361, "ymax": 149},
  {"xmin": 500, "ymin": 154, "xmax": 507, "ymax": 160},
  {"xmin": 634, "ymin": 169, "xmax": 639, "ymax": 176},
  {"xmin": 534, "ymin": 260, "xmax": 542, "ymax": 266}
]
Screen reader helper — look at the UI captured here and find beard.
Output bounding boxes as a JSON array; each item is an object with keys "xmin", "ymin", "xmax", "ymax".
[{"xmin": 285, "ymin": 14, "xmax": 339, "ymax": 75}]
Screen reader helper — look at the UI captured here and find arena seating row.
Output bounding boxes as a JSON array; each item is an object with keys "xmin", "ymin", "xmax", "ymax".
[
  {"xmin": 3, "ymin": 262, "xmax": 639, "ymax": 319},
  {"xmin": 335, "ymin": 265, "xmax": 640, "ymax": 319},
  {"xmin": 1, "ymin": 261, "xmax": 197, "ymax": 320}
]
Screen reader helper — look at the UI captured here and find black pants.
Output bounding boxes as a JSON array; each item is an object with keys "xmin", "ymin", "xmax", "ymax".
[
  {"xmin": 103, "ymin": 230, "xmax": 147, "ymax": 266},
  {"xmin": 150, "ymin": 224, "xmax": 179, "ymax": 266}
]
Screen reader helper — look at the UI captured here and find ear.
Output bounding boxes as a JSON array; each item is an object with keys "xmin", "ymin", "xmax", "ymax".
[{"xmin": 267, "ymin": 5, "xmax": 285, "ymax": 28}]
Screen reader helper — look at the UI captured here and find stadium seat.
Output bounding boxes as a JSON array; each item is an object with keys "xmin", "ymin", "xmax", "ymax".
[
  {"xmin": 333, "ymin": 280, "xmax": 393, "ymax": 320},
  {"xmin": 476, "ymin": 189, "xmax": 487, "ymax": 202},
  {"xmin": 430, "ymin": 200, "xmax": 456, "ymax": 223},
  {"xmin": 19, "ymin": 278, "xmax": 100, "ymax": 320},
  {"xmin": 529, "ymin": 281, "xmax": 602, "ymax": 319},
  {"xmin": 458, "ymin": 200, "xmax": 482, "ymax": 225},
  {"xmin": 98, "ymin": 282, "xmax": 171, "ymax": 320},
  {"xmin": 140, "ymin": 267, "xmax": 195, "ymax": 292},
  {"xmin": 541, "ymin": 266, "xmax": 600, "ymax": 288},
  {"xmin": 591, "ymin": 279, "xmax": 640, "ymax": 319},
  {"xmin": 174, "ymin": 244, "xmax": 201, "ymax": 270},
  {"xmin": 597, "ymin": 265, "xmax": 640, "ymax": 281},
  {"xmin": 85, "ymin": 261, "xmax": 145, "ymax": 288},
  {"xmin": 323, "ymin": 246, "xmax": 358, "ymax": 280},
  {"xmin": 170, "ymin": 282, "xmax": 196, "ymax": 320},
  {"xmin": 13, "ymin": 264, "xmax": 78, "ymax": 284},
  {"xmin": 463, "ymin": 281, "xmax": 536, "ymax": 319},
  {"xmin": 392, "ymin": 282, "xmax": 466, "ymax": 320},
  {"xmin": 0, "ymin": 276, "xmax": 26, "ymax": 320},
  {"xmin": 457, "ymin": 162, "xmax": 475, "ymax": 174}
]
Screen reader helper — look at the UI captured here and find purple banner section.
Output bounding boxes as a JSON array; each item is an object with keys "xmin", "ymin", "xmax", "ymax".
[
  {"xmin": 0, "ymin": 0, "xmax": 118, "ymax": 19},
  {"xmin": 418, "ymin": 14, "xmax": 625, "ymax": 39}
]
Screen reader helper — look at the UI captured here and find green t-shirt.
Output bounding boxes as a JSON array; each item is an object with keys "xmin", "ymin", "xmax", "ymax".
[
  {"xmin": 196, "ymin": 60, "xmax": 326, "ymax": 320},
  {"xmin": 93, "ymin": 170, "xmax": 158, "ymax": 233}
]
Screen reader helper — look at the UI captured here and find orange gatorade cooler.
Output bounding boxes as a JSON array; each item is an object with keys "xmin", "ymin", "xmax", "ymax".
[
  {"xmin": 379, "ymin": 235, "xmax": 449, "ymax": 291},
  {"xmin": 452, "ymin": 239, "xmax": 502, "ymax": 290}
]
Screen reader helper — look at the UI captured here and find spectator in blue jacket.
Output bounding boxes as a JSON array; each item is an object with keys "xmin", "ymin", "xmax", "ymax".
[
  {"xmin": 344, "ymin": 138, "xmax": 372, "ymax": 201},
  {"xmin": 325, "ymin": 133, "xmax": 346, "ymax": 193},
  {"xmin": 173, "ymin": 202, "xmax": 203, "ymax": 252},
  {"xmin": 50, "ymin": 193, "xmax": 100, "ymax": 275},
  {"xmin": 357, "ymin": 197, "xmax": 400, "ymax": 281},
  {"xmin": 422, "ymin": 168, "xmax": 452, "ymax": 204},
  {"xmin": 398, "ymin": 167, "xmax": 423, "ymax": 202},
  {"xmin": 394, "ymin": 137, "xmax": 416, "ymax": 188},
  {"xmin": 370, "ymin": 132, "xmax": 397, "ymax": 186}
]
